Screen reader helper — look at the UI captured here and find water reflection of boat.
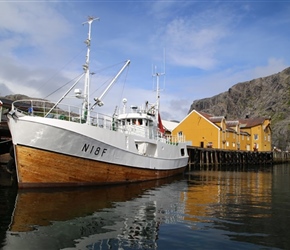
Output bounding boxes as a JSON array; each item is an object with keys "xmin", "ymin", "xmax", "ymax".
[
  {"xmin": 0, "ymin": 186, "xmax": 17, "ymax": 249},
  {"xmin": 4, "ymin": 177, "xmax": 186, "ymax": 250}
]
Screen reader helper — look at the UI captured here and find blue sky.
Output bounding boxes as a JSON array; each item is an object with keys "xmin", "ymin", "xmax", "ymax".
[{"xmin": 0, "ymin": 0, "xmax": 290, "ymax": 121}]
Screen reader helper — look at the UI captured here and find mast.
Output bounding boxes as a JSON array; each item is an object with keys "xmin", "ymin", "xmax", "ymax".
[
  {"xmin": 153, "ymin": 49, "xmax": 166, "ymax": 118},
  {"xmin": 152, "ymin": 71, "xmax": 165, "ymax": 119},
  {"xmin": 82, "ymin": 16, "xmax": 99, "ymax": 124},
  {"xmin": 155, "ymin": 72, "xmax": 161, "ymax": 117}
]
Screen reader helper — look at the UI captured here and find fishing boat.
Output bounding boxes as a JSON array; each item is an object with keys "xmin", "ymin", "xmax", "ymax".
[{"xmin": 6, "ymin": 17, "xmax": 189, "ymax": 188}]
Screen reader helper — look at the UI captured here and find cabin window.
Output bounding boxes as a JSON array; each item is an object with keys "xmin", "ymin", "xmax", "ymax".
[
  {"xmin": 180, "ymin": 148, "xmax": 185, "ymax": 156},
  {"xmin": 178, "ymin": 131, "xmax": 183, "ymax": 136},
  {"xmin": 268, "ymin": 135, "xmax": 271, "ymax": 142},
  {"xmin": 254, "ymin": 134, "xmax": 258, "ymax": 140},
  {"xmin": 132, "ymin": 119, "xmax": 142, "ymax": 125},
  {"xmin": 127, "ymin": 119, "xmax": 131, "ymax": 125},
  {"xmin": 122, "ymin": 120, "xmax": 125, "ymax": 126}
]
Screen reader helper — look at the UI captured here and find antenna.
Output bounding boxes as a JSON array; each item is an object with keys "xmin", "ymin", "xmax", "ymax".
[
  {"xmin": 163, "ymin": 47, "xmax": 166, "ymax": 76},
  {"xmin": 162, "ymin": 47, "xmax": 166, "ymax": 91},
  {"xmin": 152, "ymin": 48, "xmax": 166, "ymax": 119},
  {"xmin": 82, "ymin": 16, "xmax": 100, "ymax": 25},
  {"xmin": 152, "ymin": 48, "xmax": 166, "ymax": 92}
]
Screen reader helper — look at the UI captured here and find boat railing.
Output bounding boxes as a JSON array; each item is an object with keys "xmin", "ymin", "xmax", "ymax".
[
  {"xmin": 158, "ymin": 134, "xmax": 186, "ymax": 144},
  {"xmin": 11, "ymin": 99, "xmax": 114, "ymax": 129},
  {"xmin": 11, "ymin": 100, "xmax": 188, "ymax": 142},
  {"xmin": 116, "ymin": 123, "xmax": 153, "ymax": 138},
  {"xmin": 89, "ymin": 110, "xmax": 114, "ymax": 129},
  {"xmin": 12, "ymin": 99, "xmax": 81, "ymax": 120}
]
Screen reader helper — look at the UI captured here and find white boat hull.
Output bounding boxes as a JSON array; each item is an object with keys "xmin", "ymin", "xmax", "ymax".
[{"xmin": 8, "ymin": 116, "xmax": 188, "ymax": 188}]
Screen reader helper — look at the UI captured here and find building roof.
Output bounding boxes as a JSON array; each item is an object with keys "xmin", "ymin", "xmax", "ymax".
[
  {"xmin": 226, "ymin": 120, "xmax": 239, "ymax": 127},
  {"xmin": 239, "ymin": 117, "xmax": 270, "ymax": 128},
  {"xmin": 198, "ymin": 111, "xmax": 213, "ymax": 120},
  {"xmin": 185, "ymin": 110, "xmax": 270, "ymax": 134},
  {"xmin": 209, "ymin": 116, "xmax": 225, "ymax": 123},
  {"xmin": 162, "ymin": 120, "xmax": 179, "ymax": 132},
  {"xmin": 226, "ymin": 127, "xmax": 236, "ymax": 133}
]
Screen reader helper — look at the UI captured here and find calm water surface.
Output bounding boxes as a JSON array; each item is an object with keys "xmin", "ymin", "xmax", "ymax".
[{"xmin": 1, "ymin": 164, "xmax": 290, "ymax": 250}]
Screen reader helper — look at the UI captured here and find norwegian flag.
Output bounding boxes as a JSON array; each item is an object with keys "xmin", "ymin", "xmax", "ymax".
[{"xmin": 158, "ymin": 113, "xmax": 165, "ymax": 134}]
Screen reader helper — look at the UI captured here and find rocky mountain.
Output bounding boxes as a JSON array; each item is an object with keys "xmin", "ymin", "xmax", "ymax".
[{"xmin": 189, "ymin": 67, "xmax": 290, "ymax": 150}]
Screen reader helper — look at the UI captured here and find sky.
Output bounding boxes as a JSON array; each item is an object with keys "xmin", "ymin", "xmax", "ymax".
[{"xmin": 0, "ymin": 0, "xmax": 290, "ymax": 121}]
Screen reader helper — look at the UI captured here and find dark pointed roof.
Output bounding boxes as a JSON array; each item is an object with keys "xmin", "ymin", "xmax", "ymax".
[
  {"xmin": 195, "ymin": 110, "xmax": 270, "ymax": 131},
  {"xmin": 239, "ymin": 117, "xmax": 270, "ymax": 128}
]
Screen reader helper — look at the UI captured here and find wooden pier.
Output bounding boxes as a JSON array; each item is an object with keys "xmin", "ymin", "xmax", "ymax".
[
  {"xmin": 186, "ymin": 146, "xmax": 287, "ymax": 170},
  {"xmin": 272, "ymin": 151, "xmax": 290, "ymax": 164}
]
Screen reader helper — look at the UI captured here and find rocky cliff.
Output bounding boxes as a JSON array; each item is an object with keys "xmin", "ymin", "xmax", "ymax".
[{"xmin": 189, "ymin": 67, "xmax": 290, "ymax": 150}]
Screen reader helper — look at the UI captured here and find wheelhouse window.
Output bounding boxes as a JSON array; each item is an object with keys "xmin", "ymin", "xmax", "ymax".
[{"xmin": 180, "ymin": 148, "xmax": 185, "ymax": 156}]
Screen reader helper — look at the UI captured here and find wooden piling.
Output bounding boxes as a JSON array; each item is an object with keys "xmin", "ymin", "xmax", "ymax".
[{"xmin": 186, "ymin": 146, "xmax": 282, "ymax": 170}]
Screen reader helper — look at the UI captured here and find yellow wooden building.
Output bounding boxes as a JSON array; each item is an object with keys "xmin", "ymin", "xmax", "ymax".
[
  {"xmin": 171, "ymin": 110, "xmax": 271, "ymax": 152},
  {"xmin": 238, "ymin": 117, "xmax": 271, "ymax": 151}
]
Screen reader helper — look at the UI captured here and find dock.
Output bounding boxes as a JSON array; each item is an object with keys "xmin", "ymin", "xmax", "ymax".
[{"xmin": 186, "ymin": 146, "xmax": 289, "ymax": 170}]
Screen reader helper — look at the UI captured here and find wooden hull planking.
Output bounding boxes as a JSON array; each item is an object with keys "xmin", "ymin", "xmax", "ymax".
[{"xmin": 15, "ymin": 145, "xmax": 185, "ymax": 188}]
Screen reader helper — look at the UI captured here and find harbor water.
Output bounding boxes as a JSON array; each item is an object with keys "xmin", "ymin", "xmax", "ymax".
[{"xmin": 1, "ymin": 164, "xmax": 290, "ymax": 250}]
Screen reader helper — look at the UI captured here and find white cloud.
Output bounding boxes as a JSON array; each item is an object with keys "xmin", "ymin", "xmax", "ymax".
[
  {"xmin": 150, "ymin": 5, "xmax": 234, "ymax": 70},
  {"xmin": 252, "ymin": 58, "xmax": 288, "ymax": 78},
  {"xmin": 0, "ymin": 2, "xmax": 72, "ymax": 65},
  {"xmin": 0, "ymin": 1, "xmax": 290, "ymax": 124}
]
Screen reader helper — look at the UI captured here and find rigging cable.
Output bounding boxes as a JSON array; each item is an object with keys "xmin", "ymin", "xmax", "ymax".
[
  {"xmin": 43, "ymin": 73, "xmax": 84, "ymax": 99},
  {"xmin": 40, "ymin": 47, "xmax": 86, "ymax": 99}
]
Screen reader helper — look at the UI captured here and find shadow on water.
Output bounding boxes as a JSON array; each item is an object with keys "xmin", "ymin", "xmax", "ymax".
[{"xmin": 0, "ymin": 186, "xmax": 17, "ymax": 249}]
